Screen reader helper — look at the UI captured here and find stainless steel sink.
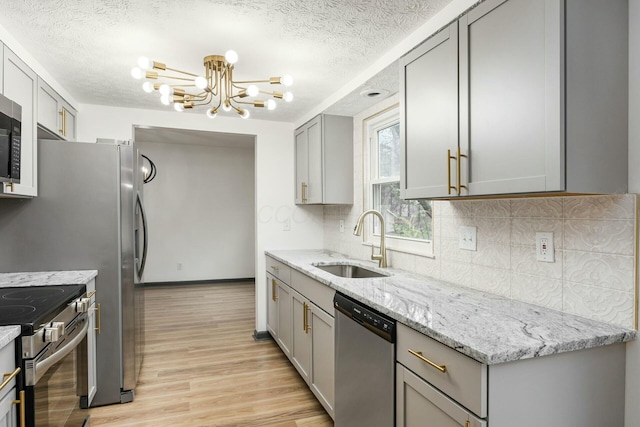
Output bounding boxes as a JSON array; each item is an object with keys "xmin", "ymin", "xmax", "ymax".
[{"xmin": 313, "ymin": 263, "xmax": 389, "ymax": 278}]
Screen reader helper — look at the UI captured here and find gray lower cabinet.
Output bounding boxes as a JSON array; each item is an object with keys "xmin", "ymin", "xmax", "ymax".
[
  {"xmin": 291, "ymin": 289, "xmax": 312, "ymax": 382},
  {"xmin": 401, "ymin": 0, "xmax": 628, "ymax": 198},
  {"xmin": 0, "ymin": 340, "xmax": 19, "ymax": 427},
  {"xmin": 266, "ymin": 274, "xmax": 279, "ymax": 338},
  {"xmin": 275, "ymin": 279, "xmax": 292, "ymax": 358},
  {"xmin": 397, "ymin": 365, "xmax": 485, "ymax": 427},
  {"xmin": 396, "ymin": 323, "xmax": 626, "ymax": 427}
]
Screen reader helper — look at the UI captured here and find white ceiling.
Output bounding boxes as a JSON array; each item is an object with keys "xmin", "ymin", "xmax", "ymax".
[{"xmin": 0, "ymin": 0, "xmax": 453, "ymax": 122}]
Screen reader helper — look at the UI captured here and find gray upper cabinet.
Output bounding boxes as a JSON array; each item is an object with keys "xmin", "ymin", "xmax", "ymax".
[
  {"xmin": 37, "ymin": 78, "xmax": 77, "ymax": 141},
  {"xmin": 401, "ymin": 0, "xmax": 628, "ymax": 199},
  {"xmin": 295, "ymin": 114, "xmax": 353, "ymax": 205}
]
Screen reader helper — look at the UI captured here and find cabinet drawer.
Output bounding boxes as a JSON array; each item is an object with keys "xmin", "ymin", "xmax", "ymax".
[
  {"xmin": 0, "ymin": 340, "xmax": 16, "ymax": 398},
  {"xmin": 397, "ymin": 323, "xmax": 487, "ymax": 417},
  {"xmin": 266, "ymin": 256, "xmax": 291, "ymax": 284},
  {"xmin": 290, "ymin": 270, "xmax": 335, "ymax": 315}
]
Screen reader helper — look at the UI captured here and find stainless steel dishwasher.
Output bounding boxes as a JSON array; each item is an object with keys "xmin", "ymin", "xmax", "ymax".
[{"xmin": 334, "ymin": 292, "xmax": 396, "ymax": 427}]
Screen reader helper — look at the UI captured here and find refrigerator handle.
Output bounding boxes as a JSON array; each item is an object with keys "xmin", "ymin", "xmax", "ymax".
[{"xmin": 136, "ymin": 191, "xmax": 148, "ymax": 280}]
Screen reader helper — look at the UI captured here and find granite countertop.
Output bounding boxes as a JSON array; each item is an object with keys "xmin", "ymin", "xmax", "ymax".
[
  {"xmin": 0, "ymin": 326, "xmax": 20, "ymax": 349},
  {"xmin": 0, "ymin": 270, "xmax": 98, "ymax": 288},
  {"xmin": 266, "ymin": 249, "xmax": 636, "ymax": 365}
]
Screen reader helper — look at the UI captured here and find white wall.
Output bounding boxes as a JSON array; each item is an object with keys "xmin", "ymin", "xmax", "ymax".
[
  {"xmin": 136, "ymin": 139, "xmax": 255, "ymax": 283},
  {"xmin": 77, "ymin": 104, "xmax": 324, "ymax": 332},
  {"xmin": 626, "ymin": 0, "xmax": 640, "ymax": 425}
]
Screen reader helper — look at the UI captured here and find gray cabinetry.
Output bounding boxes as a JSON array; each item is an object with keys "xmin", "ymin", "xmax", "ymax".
[
  {"xmin": 294, "ymin": 114, "xmax": 353, "ymax": 205},
  {"xmin": 2, "ymin": 46, "xmax": 37, "ymax": 197},
  {"xmin": 266, "ymin": 274, "xmax": 278, "ymax": 338},
  {"xmin": 275, "ymin": 279, "xmax": 292, "ymax": 358},
  {"xmin": 37, "ymin": 78, "xmax": 77, "ymax": 141},
  {"xmin": 291, "ymin": 289, "xmax": 312, "ymax": 382},
  {"xmin": 0, "ymin": 340, "xmax": 19, "ymax": 427},
  {"xmin": 309, "ymin": 304, "xmax": 334, "ymax": 416},
  {"xmin": 401, "ymin": 0, "xmax": 628, "ymax": 199}
]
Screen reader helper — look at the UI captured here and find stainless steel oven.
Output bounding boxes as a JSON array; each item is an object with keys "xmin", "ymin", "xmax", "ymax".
[{"xmin": 0, "ymin": 284, "xmax": 93, "ymax": 427}]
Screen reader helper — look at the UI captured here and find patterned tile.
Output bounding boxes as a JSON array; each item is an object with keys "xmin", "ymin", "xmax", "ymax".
[
  {"xmin": 440, "ymin": 216, "xmax": 475, "ymax": 240},
  {"xmin": 564, "ymin": 194, "xmax": 636, "ymax": 220},
  {"xmin": 511, "ymin": 218, "xmax": 563, "ymax": 248},
  {"xmin": 441, "ymin": 200, "xmax": 476, "ymax": 217},
  {"xmin": 475, "ymin": 200, "xmax": 511, "ymax": 218},
  {"xmin": 563, "ymin": 282, "xmax": 635, "ymax": 329},
  {"xmin": 564, "ymin": 219, "xmax": 634, "ymax": 255},
  {"xmin": 439, "ymin": 238, "xmax": 473, "ymax": 264},
  {"xmin": 415, "ymin": 256, "xmax": 441, "ymax": 280},
  {"xmin": 563, "ymin": 251, "xmax": 635, "ymax": 292},
  {"xmin": 471, "ymin": 266, "xmax": 511, "ymax": 297},
  {"xmin": 511, "ymin": 197, "xmax": 563, "ymax": 218},
  {"xmin": 389, "ymin": 250, "xmax": 416, "ymax": 272},
  {"xmin": 440, "ymin": 261, "xmax": 473, "ymax": 288},
  {"xmin": 510, "ymin": 245, "xmax": 562, "ymax": 279},
  {"xmin": 472, "ymin": 241, "xmax": 510, "ymax": 270},
  {"xmin": 510, "ymin": 273, "xmax": 563, "ymax": 311},
  {"xmin": 476, "ymin": 218, "xmax": 511, "ymax": 244}
]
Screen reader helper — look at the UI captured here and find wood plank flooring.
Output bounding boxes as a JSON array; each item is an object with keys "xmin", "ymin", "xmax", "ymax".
[{"xmin": 88, "ymin": 282, "xmax": 334, "ymax": 427}]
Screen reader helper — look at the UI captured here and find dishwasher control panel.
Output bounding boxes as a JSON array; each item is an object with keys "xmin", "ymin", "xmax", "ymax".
[{"xmin": 334, "ymin": 292, "xmax": 395, "ymax": 342}]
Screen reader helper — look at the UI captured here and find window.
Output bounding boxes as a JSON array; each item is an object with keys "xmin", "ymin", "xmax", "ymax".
[{"xmin": 365, "ymin": 106, "xmax": 433, "ymax": 255}]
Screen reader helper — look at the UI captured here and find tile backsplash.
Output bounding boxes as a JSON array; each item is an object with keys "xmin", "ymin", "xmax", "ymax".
[
  {"xmin": 323, "ymin": 95, "xmax": 637, "ymax": 329},
  {"xmin": 325, "ymin": 195, "xmax": 637, "ymax": 329}
]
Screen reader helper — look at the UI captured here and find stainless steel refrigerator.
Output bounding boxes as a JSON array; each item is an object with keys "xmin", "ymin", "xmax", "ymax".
[{"xmin": 0, "ymin": 138, "xmax": 148, "ymax": 406}]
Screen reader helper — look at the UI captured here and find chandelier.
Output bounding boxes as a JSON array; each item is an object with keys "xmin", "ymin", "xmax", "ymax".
[{"xmin": 130, "ymin": 50, "xmax": 293, "ymax": 119}]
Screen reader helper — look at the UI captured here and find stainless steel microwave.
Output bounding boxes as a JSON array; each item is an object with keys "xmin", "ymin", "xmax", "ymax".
[{"xmin": 0, "ymin": 93, "xmax": 21, "ymax": 183}]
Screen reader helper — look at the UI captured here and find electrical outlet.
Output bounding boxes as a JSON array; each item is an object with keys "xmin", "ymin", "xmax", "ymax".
[
  {"xmin": 283, "ymin": 217, "xmax": 291, "ymax": 231},
  {"xmin": 339, "ymin": 219, "xmax": 345, "ymax": 233},
  {"xmin": 459, "ymin": 226, "xmax": 477, "ymax": 251},
  {"xmin": 536, "ymin": 232, "xmax": 555, "ymax": 262}
]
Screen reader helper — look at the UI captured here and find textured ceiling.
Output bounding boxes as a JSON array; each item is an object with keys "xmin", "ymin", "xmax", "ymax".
[{"xmin": 0, "ymin": 0, "xmax": 452, "ymax": 122}]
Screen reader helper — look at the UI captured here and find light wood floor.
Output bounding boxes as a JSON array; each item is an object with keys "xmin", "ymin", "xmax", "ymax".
[{"xmin": 87, "ymin": 282, "xmax": 334, "ymax": 427}]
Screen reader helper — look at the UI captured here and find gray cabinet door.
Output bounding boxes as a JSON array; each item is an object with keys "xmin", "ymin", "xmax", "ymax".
[
  {"xmin": 396, "ymin": 364, "xmax": 485, "ymax": 427},
  {"xmin": 266, "ymin": 274, "xmax": 278, "ymax": 339},
  {"xmin": 305, "ymin": 116, "xmax": 323, "ymax": 204},
  {"xmin": 401, "ymin": 21, "xmax": 459, "ymax": 199},
  {"xmin": 310, "ymin": 303, "xmax": 334, "ymax": 418},
  {"xmin": 294, "ymin": 127, "xmax": 308, "ymax": 204},
  {"xmin": 291, "ymin": 290, "xmax": 311, "ymax": 383},
  {"xmin": 276, "ymin": 282, "xmax": 292, "ymax": 357},
  {"xmin": 460, "ymin": 0, "xmax": 563, "ymax": 196}
]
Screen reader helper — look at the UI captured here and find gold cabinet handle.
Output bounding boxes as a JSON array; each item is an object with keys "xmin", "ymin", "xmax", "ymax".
[
  {"xmin": 59, "ymin": 108, "xmax": 67, "ymax": 136},
  {"xmin": 1, "ymin": 367, "xmax": 20, "ymax": 392},
  {"xmin": 447, "ymin": 149, "xmax": 457, "ymax": 195},
  {"xmin": 270, "ymin": 265, "xmax": 279, "ymax": 273},
  {"xmin": 305, "ymin": 304, "xmax": 311, "ymax": 334},
  {"xmin": 271, "ymin": 279, "xmax": 277, "ymax": 302},
  {"xmin": 95, "ymin": 303, "xmax": 101, "ymax": 334},
  {"xmin": 465, "ymin": 421, "xmax": 470, "ymax": 427},
  {"xmin": 457, "ymin": 147, "xmax": 467, "ymax": 194},
  {"xmin": 408, "ymin": 349, "xmax": 447, "ymax": 373},
  {"xmin": 5, "ymin": 182, "xmax": 14, "ymax": 193},
  {"xmin": 13, "ymin": 390, "xmax": 25, "ymax": 427},
  {"xmin": 301, "ymin": 182, "xmax": 308, "ymax": 203}
]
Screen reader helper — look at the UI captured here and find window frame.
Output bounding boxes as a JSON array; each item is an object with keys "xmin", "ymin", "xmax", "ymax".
[{"xmin": 363, "ymin": 105, "xmax": 434, "ymax": 257}]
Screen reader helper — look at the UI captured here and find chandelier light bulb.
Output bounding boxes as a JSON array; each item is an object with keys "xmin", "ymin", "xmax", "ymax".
[
  {"xmin": 283, "ymin": 91, "xmax": 294, "ymax": 102},
  {"xmin": 142, "ymin": 81, "xmax": 155, "ymax": 93},
  {"xmin": 159, "ymin": 84, "xmax": 171, "ymax": 96},
  {"xmin": 160, "ymin": 95, "xmax": 170, "ymax": 105},
  {"xmin": 174, "ymin": 103, "xmax": 184, "ymax": 112},
  {"xmin": 137, "ymin": 56, "xmax": 152, "ymax": 70},
  {"xmin": 206, "ymin": 108, "xmax": 218, "ymax": 119},
  {"xmin": 247, "ymin": 85, "xmax": 259, "ymax": 97},
  {"xmin": 281, "ymin": 74, "xmax": 294, "ymax": 87},
  {"xmin": 195, "ymin": 76, "xmax": 208, "ymax": 90},
  {"xmin": 240, "ymin": 109, "xmax": 250, "ymax": 119},
  {"xmin": 225, "ymin": 50, "xmax": 239, "ymax": 64},
  {"xmin": 131, "ymin": 67, "xmax": 144, "ymax": 80},
  {"xmin": 266, "ymin": 99, "xmax": 277, "ymax": 110},
  {"xmin": 222, "ymin": 102, "xmax": 232, "ymax": 112}
]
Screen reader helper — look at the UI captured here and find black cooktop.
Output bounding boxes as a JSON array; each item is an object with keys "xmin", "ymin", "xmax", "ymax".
[{"xmin": 0, "ymin": 284, "xmax": 86, "ymax": 334}]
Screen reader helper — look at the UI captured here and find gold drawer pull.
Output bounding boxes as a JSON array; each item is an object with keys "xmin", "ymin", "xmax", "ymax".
[
  {"xmin": 95, "ymin": 303, "xmax": 102, "ymax": 334},
  {"xmin": 14, "ymin": 390, "xmax": 25, "ymax": 427},
  {"xmin": 408, "ymin": 349, "xmax": 447, "ymax": 373},
  {"xmin": 447, "ymin": 149, "xmax": 456, "ymax": 195},
  {"xmin": 271, "ymin": 279, "xmax": 278, "ymax": 302},
  {"xmin": 270, "ymin": 265, "xmax": 279, "ymax": 272},
  {"xmin": 0, "ymin": 367, "xmax": 20, "ymax": 391}
]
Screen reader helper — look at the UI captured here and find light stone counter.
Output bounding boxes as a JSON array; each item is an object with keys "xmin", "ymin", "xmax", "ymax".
[
  {"xmin": 0, "ymin": 270, "xmax": 97, "ymax": 288},
  {"xmin": 0, "ymin": 326, "xmax": 20, "ymax": 349},
  {"xmin": 0, "ymin": 270, "xmax": 98, "ymax": 351},
  {"xmin": 266, "ymin": 249, "xmax": 635, "ymax": 365}
]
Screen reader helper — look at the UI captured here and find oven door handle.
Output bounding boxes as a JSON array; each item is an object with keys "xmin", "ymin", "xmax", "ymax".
[{"xmin": 33, "ymin": 320, "xmax": 89, "ymax": 385}]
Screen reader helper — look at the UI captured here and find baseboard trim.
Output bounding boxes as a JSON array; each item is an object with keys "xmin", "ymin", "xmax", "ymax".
[
  {"xmin": 253, "ymin": 330, "xmax": 273, "ymax": 341},
  {"xmin": 143, "ymin": 278, "xmax": 255, "ymax": 287}
]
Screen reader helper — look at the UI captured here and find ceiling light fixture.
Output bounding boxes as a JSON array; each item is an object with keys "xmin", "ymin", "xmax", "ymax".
[{"xmin": 131, "ymin": 50, "xmax": 294, "ymax": 119}]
